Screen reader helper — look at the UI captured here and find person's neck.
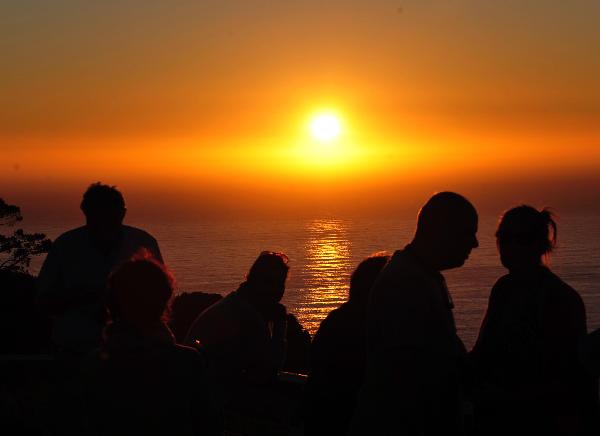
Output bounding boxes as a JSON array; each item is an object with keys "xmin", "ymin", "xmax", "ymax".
[
  {"xmin": 87, "ymin": 228, "xmax": 122, "ymax": 256},
  {"xmin": 407, "ymin": 239, "xmax": 441, "ymax": 273},
  {"xmin": 237, "ymin": 281, "xmax": 262, "ymax": 310},
  {"xmin": 508, "ymin": 263, "xmax": 546, "ymax": 277}
]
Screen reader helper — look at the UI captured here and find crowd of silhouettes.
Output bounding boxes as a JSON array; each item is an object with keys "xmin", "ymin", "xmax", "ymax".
[{"xmin": 1, "ymin": 182, "xmax": 599, "ymax": 436}]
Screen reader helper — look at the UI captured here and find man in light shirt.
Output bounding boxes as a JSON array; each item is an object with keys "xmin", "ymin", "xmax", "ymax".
[{"xmin": 37, "ymin": 182, "xmax": 162, "ymax": 353}]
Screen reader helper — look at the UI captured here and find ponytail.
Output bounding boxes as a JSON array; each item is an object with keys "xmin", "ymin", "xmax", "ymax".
[
  {"xmin": 539, "ymin": 208, "xmax": 557, "ymax": 254},
  {"xmin": 497, "ymin": 205, "xmax": 559, "ymax": 257}
]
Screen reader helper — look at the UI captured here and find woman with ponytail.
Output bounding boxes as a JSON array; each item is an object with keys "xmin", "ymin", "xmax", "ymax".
[{"xmin": 470, "ymin": 206, "xmax": 598, "ymax": 435}]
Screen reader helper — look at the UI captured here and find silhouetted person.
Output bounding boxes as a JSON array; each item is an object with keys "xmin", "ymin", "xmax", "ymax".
[
  {"xmin": 82, "ymin": 254, "xmax": 222, "ymax": 436},
  {"xmin": 185, "ymin": 251, "xmax": 289, "ymax": 400},
  {"xmin": 36, "ymin": 182, "xmax": 162, "ymax": 353},
  {"xmin": 350, "ymin": 192, "xmax": 479, "ymax": 436},
  {"xmin": 470, "ymin": 206, "xmax": 598, "ymax": 435},
  {"xmin": 304, "ymin": 253, "xmax": 390, "ymax": 436},
  {"xmin": 169, "ymin": 291, "xmax": 311, "ymax": 373}
]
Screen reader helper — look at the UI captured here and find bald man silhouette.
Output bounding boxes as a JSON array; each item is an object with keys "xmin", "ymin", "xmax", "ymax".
[{"xmin": 351, "ymin": 192, "xmax": 479, "ymax": 436}]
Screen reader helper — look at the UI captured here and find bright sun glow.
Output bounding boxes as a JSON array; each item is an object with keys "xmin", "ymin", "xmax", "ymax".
[{"xmin": 309, "ymin": 113, "xmax": 342, "ymax": 142}]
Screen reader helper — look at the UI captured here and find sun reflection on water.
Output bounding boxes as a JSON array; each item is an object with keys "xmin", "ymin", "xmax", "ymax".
[{"xmin": 296, "ymin": 219, "xmax": 353, "ymax": 334}]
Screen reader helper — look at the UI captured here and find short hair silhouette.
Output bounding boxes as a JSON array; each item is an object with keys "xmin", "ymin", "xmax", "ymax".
[
  {"xmin": 496, "ymin": 205, "xmax": 557, "ymax": 256},
  {"xmin": 80, "ymin": 182, "xmax": 125, "ymax": 217},
  {"xmin": 349, "ymin": 252, "xmax": 390, "ymax": 302},
  {"xmin": 107, "ymin": 252, "xmax": 174, "ymax": 327},
  {"xmin": 416, "ymin": 191, "xmax": 477, "ymax": 236},
  {"xmin": 246, "ymin": 251, "xmax": 290, "ymax": 284}
]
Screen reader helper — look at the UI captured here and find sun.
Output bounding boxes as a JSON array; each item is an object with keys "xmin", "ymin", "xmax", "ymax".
[{"xmin": 309, "ymin": 113, "xmax": 342, "ymax": 142}]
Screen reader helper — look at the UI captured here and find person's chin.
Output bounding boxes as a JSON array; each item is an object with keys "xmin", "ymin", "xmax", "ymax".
[
  {"xmin": 451, "ymin": 254, "xmax": 470, "ymax": 269},
  {"xmin": 454, "ymin": 259, "xmax": 467, "ymax": 268},
  {"xmin": 441, "ymin": 259, "xmax": 465, "ymax": 271}
]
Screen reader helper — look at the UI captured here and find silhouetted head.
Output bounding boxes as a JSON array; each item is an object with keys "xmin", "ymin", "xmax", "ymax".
[
  {"xmin": 81, "ymin": 182, "xmax": 126, "ymax": 248},
  {"xmin": 245, "ymin": 251, "xmax": 290, "ymax": 305},
  {"xmin": 348, "ymin": 252, "xmax": 390, "ymax": 304},
  {"xmin": 496, "ymin": 205, "xmax": 557, "ymax": 272},
  {"xmin": 413, "ymin": 192, "xmax": 479, "ymax": 271},
  {"xmin": 107, "ymin": 252, "xmax": 174, "ymax": 331}
]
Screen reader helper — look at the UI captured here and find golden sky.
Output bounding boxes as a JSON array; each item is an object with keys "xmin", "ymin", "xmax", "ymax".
[{"xmin": 2, "ymin": 1, "xmax": 599, "ymax": 219}]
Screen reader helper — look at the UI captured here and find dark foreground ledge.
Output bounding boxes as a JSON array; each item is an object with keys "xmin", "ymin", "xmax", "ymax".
[{"xmin": 0, "ymin": 354, "xmax": 308, "ymax": 436}]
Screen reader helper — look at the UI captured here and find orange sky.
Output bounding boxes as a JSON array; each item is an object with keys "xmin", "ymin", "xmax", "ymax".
[{"xmin": 2, "ymin": 1, "xmax": 599, "ymax": 219}]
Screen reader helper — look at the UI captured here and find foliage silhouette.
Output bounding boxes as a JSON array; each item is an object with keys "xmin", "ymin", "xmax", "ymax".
[
  {"xmin": 0, "ymin": 198, "xmax": 22, "ymax": 225},
  {"xmin": 0, "ymin": 198, "xmax": 51, "ymax": 273}
]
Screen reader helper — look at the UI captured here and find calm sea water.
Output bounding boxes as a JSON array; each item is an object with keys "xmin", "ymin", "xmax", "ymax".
[{"xmin": 25, "ymin": 214, "xmax": 600, "ymax": 349}]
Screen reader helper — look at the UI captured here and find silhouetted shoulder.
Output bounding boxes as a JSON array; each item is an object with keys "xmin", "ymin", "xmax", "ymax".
[
  {"xmin": 543, "ymin": 269, "xmax": 580, "ymax": 296},
  {"xmin": 488, "ymin": 274, "xmax": 512, "ymax": 296},
  {"xmin": 122, "ymin": 225, "xmax": 158, "ymax": 244},
  {"xmin": 52, "ymin": 225, "xmax": 87, "ymax": 246},
  {"xmin": 184, "ymin": 292, "xmax": 241, "ymax": 346},
  {"xmin": 542, "ymin": 269, "xmax": 585, "ymax": 314},
  {"xmin": 374, "ymin": 250, "xmax": 420, "ymax": 283},
  {"xmin": 492, "ymin": 274, "xmax": 512, "ymax": 287},
  {"xmin": 122, "ymin": 225, "xmax": 162, "ymax": 260},
  {"xmin": 370, "ymin": 250, "xmax": 436, "ymax": 301},
  {"xmin": 312, "ymin": 304, "xmax": 354, "ymax": 341}
]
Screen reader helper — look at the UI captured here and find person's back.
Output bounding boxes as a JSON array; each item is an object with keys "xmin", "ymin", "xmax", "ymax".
[
  {"xmin": 82, "ymin": 255, "xmax": 222, "ymax": 436},
  {"xmin": 186, "ymin": 287, "xmax": 275, "ymax": 390},
  {"xmin": 305, "ymin": 254, "xmax": 389, "ymax": 436},
  {"xmin": 84, "ymin": 323, "xmax": 220, "ymax": 436},
  {"xmin": 473, "ymin": 268, "xmax": 585, "ymax": 388},
  {"xmin": 350, "ymin": 192, "xmax": 479, "ymax": 436}
]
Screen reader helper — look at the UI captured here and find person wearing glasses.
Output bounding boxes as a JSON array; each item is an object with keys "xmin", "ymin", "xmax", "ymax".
[{"xmin": 185, "ymin": 251, "xmax": 289, "ymax": 400}]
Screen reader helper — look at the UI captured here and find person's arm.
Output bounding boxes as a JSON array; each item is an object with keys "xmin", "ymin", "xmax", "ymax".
[
  {"xmin": 468, "ymin": 279, "xmax": 506, "ymax": 375},
  {"xmin": 245, "ymin": 303, "xmax": 287, "ymax": 385},
  {"xmin": 148, "ymin": 235, "xmax": 163, "ymax": 264},
  {"xmin": 580, "ymin": 328, "xmax": 600, "ymax": 377},
  {"xmin": 543, "ymin": 288, "xmax": 590, "ymax": 400},
  {"xmin": 36, "ymin": 239, "xmax": 66, "ymax": 316},
  {"xmin": 269, "ymin": 302, "xmax": 287, "ymax": 366},
  {"xmin": 308, "ymin": 313, "xmax": 338, "ymax": 380},
  {"xmin": 465, "ymin": 280, "xmax": 509, "ymax": 404}
]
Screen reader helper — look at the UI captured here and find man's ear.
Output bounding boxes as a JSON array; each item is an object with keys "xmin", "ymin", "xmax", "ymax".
[{"xmin": 120, "ymin": 208, "xmax": 127, "ymax": 222}]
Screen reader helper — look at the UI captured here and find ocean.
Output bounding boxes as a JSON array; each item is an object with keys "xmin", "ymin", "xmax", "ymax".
[{"xmin": 25, "ymin": 214, "xmax": 600, "ymax": 349}]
